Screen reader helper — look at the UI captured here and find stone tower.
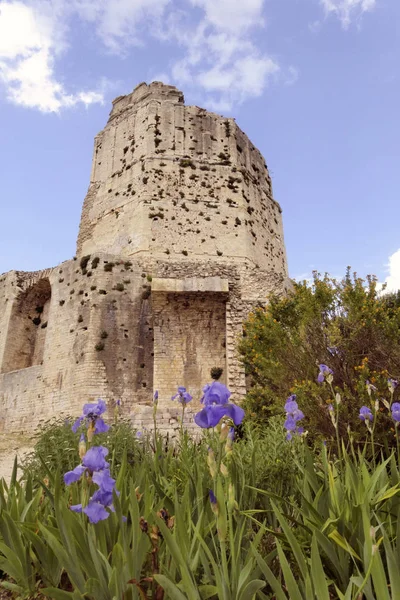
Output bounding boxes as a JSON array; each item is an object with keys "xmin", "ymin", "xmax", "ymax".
[
  {"xmin": 77, "ymin": 82, "xmax": 286, "ymax": 273},
  {"xmin": 0, "ymin": 82, "xmax": 289, "ymax": 436}
]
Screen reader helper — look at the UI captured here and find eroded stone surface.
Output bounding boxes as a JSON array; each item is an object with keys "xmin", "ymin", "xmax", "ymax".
[{"xmin": 0, "ymin": 82, "xmax": 290, "ymax": 478}]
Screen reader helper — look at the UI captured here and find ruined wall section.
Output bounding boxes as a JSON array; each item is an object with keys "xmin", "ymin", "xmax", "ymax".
[
  {"xmin": 0, "ymin": 272, "xmax": 17, "ymax": 371},
  {"xmin": 0, "ymin": 255, "xmax": 156, "ymax": 432},
  {"xmin": 77, "ymin": 82, "xmax": 287, "ymax": 277}
]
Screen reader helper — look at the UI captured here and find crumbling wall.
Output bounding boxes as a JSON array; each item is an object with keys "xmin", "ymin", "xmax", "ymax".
[
  {"xmin": 1, "ymin": 278, "xmax": 51, "ymax": 372},
  {"xmin": 77, "ymin": 82, "xmax": 287, "ymax": 276},
  {"xmin": 152, "ymin": 290, "xmax": 227, "ymax": 403},
  {"xmin": 0, "ymin": 82, "xmax": 290, "ymax": 439}
]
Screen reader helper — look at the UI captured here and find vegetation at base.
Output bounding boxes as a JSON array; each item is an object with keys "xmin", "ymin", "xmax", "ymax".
[
  {"xmin": 239, "ymin": 268, "xmax": 400, "ymax": 450},
  {"xmin": 1, "ymin": 269, "xmax": 400, "ymax": 598}
]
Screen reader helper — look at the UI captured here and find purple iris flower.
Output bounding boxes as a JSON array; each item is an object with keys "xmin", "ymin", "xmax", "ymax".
[
  {"xmin": 195, "ymin": 402, "xmax": 244, "ymax": 428},
  {"xmin": 209, "ymin": 489, "xmax": 217, "ymax": 505},
  {"xmin": 284, "ymin": 394, "xmax": 298, "ymax": 414},
  {"xmin": 317, "ymin": 364, "xmax": 333, "ymax": 383},
  {"xmin": 359, "ymin": 406, "xmax": 373, "ymax": 422},
  {"xmin": 72, "ymin": 398, "xmax": 110, "ymax": 434},
  {"xmin": 171, "ymin": 386, "xmax": 193, "ymax": 404},
  {"xmin": 284, "ymin": 395, "xmax": 304, "ymax": 422},
  {"xmin": 92, "ymin": 468, "xmax": 115, "ymax": 492},
  {"xmin": 201, "ymin": 381, "xmax": 231, "ymax": 406},
  {"xmin": 284, "ymin": 416, "xmax": 296, "ymax": 432},
  {"xmin": 64, "ymin": 465, "xmax": 85, "ymax": 485},
  {"xmin": 153, "ymin": 390, "xmax": 159, "ymax": 403},
  {"xmin": 194, "ymin": 382, "xmax": 244, "ymax": 428},
  {"xmin": 228, "ymin": 427, "xmax": 235, "ymax": 441},
  {"xmin": 284, "ymin": 395, "xmax": 305, "ymax": 441},
  {"xmin": 82, "ymin": 446, "xmax": 109, "ymax": 472},
  {"xmin": 388, "ymin": 379, "xmax": 398, "ymax": 393},
  {"xmin": 64, "ymin": 446, "xmax": 109, "ymax": 486},
  {"xmin": 83, "ymin": 501, "xmax": 109, "ymax": 524},
  {"xmin": 391, "ymin": 402, "xmax": 400, "ymax": 422}
]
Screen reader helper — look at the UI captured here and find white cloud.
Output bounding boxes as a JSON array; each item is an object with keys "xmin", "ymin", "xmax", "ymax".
[
  {"xmin": 380, "ymin": 249, "xmax": 400, "ymax": 293},
  {"xmin": 189, "ymin": 0, "xmax": 265, "ymax": 31},
  {"xmin": 0, "ymin": 0, "xmax": 289, "ymax": 114},
  {"xmin": 320, "ymin": 0, "xmax": 376, "ymax": 28},
  {"xmin": 158, "ymin": 0, "xmax": 280, "ymax": 111},
  {"xmin": 70, "ymin": 0, "xmax": 172, "ymax": 54},
  {"xmin": 0, "ymin": 1, "xmax": 104, "ymax": 112}
]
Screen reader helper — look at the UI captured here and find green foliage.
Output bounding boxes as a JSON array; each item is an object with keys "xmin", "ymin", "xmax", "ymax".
[
  {"xmin": 21, "ymin": 418, "xmax": 141, "ymax": 482},
  {"xmin": 2, "ymin": 376, "xmax": 400, "ymax": 600},
  {"xmin": 251, "ymin": 445, "xmax": 400, "ymax": 599},
  {"xmin": 239, "ymin": 269, "xmax": 400, "ymax": 447}
]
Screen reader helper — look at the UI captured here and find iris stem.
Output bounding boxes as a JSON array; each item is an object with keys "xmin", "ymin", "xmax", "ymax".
[
  {"xmin": 180, "ymin": 402, "xmax": 186, "ymax": 442},
  {"xmin": 329, "ymin": 382, "xmax": 341, "ymax": 460}
]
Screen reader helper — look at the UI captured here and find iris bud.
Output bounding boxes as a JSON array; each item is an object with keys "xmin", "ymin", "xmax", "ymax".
[{"xmin": 79, "ymin": 434, "xmax": 86, "ymax": 460}]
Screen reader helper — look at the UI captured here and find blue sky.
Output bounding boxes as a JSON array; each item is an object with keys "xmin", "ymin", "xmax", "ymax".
[{"xmin": 0, "ymin": 0, "xmax": 399, "ymax": 289}]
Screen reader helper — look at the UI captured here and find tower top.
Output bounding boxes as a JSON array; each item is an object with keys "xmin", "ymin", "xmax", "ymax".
[
  {"xmin": 77, "ymin": 82, "xmax": 287, "ymax": 276},
  {"xmin": 109, "ymin": 82, "xmax": 184, "ymax": 122}
]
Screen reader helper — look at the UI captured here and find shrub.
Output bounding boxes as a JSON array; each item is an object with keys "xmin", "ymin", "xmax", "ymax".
[{"xmin": 239, "ymin": 269, "xmax": 400, "ymax": 447}]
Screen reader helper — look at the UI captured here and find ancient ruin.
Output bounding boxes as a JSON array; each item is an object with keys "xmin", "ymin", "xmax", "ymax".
[{"xmin": 0, "ymin": 81, "xmax": 289, "ymax": 436}]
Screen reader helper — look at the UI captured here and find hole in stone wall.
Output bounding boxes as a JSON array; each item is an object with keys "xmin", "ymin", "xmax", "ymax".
[{"xmin": 1, "ymin": 279, "xmax": 52, "ymax": 373}]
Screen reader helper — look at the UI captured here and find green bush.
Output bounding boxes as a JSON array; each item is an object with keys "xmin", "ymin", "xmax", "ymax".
[
  {"xmin": 21, "ymin": 418, "xmax": 142, "ymax": 482},
  {"xmin": 239, "ymin": 269, "xmax": 400, "ymax": 449}
]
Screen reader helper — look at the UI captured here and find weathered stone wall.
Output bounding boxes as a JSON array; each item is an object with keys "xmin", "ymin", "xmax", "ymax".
[
  {"xmin": 0, "ymin": 81, "xmax": 290, "ymax": 449},
  {"xmin": 152, "ymin": 289, "xmax": 227, "ymax": 404},
  {"xmin": 77, "ymin": 82, "xmax": 287, "ymax": 276}
]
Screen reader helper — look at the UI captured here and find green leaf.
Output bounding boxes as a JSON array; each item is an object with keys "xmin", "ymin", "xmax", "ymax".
[
  {"xmin": 154, "ymin": 574, "xmax": 189, "ymax": 600},
  {"xmin": 383, "ymin": 532, "xmax": 400, "ymax": 597},
  {"xmin": 276, "ymin": 541, "xmax": 304, "ymax": 600},
  {"xmin": 237, "ymin": 554, "xmax": 256, "ymax": 594},
  {"xmin": 251, "ymin": 544, "xmax": 287, "ymax": 600},
  {"xmin": 198, "ymin": 585, "xmax": 218, "ymax": 599},
  {"xmin": 156, "ymin": 516, "xmax": 201, "ymax": 600},
  {"xmin": 311, "ymin": 535, "xmax": 330, "ymax": 600},
  {"xmin": 42, "ymin": 587, "xmax": 85, "ymax": 599},
  {"xmin": 328, "ymin": 529, "xmax": 361, "ymax": 561},
  {"xmin": 271, "ymin": 500, "xmax": 308, "ymax": 581},
  {"xmin": 238, "ymin": 580, "xmax": 265, "ymax": 600}
]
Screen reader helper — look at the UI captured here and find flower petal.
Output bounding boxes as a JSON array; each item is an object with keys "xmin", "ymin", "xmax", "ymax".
[
  {"xmin": 71, "ymin": 417, "xmax": 84, "ymax": 433},
  {"xmin": 92, "ymin": 469, "xmax": 116, "ymax": 492},
  {"xmin": 194, "ymin": 407, "xmax": 210, "ymax": 428},
  {"xmin": 82, "ymin": 446, "xmax": 109, "ymax": 472},
  {"xmin": 83, "ymin": 501, "xmax": 109, "ymax": 523},
  {"xmin": 203, "ymin": 382, "xmax": 231, "ymax": 406},
  {"xmin": 94, "ymin": 418, "xmax": 110, "ymax": 434},
  {"xmin": 224, "ymin": 403, "xmax": 245, "ymax": 426},
  {"xmin": 64, "ymin": 465, "xmax": 85, "ymax": 485}
]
